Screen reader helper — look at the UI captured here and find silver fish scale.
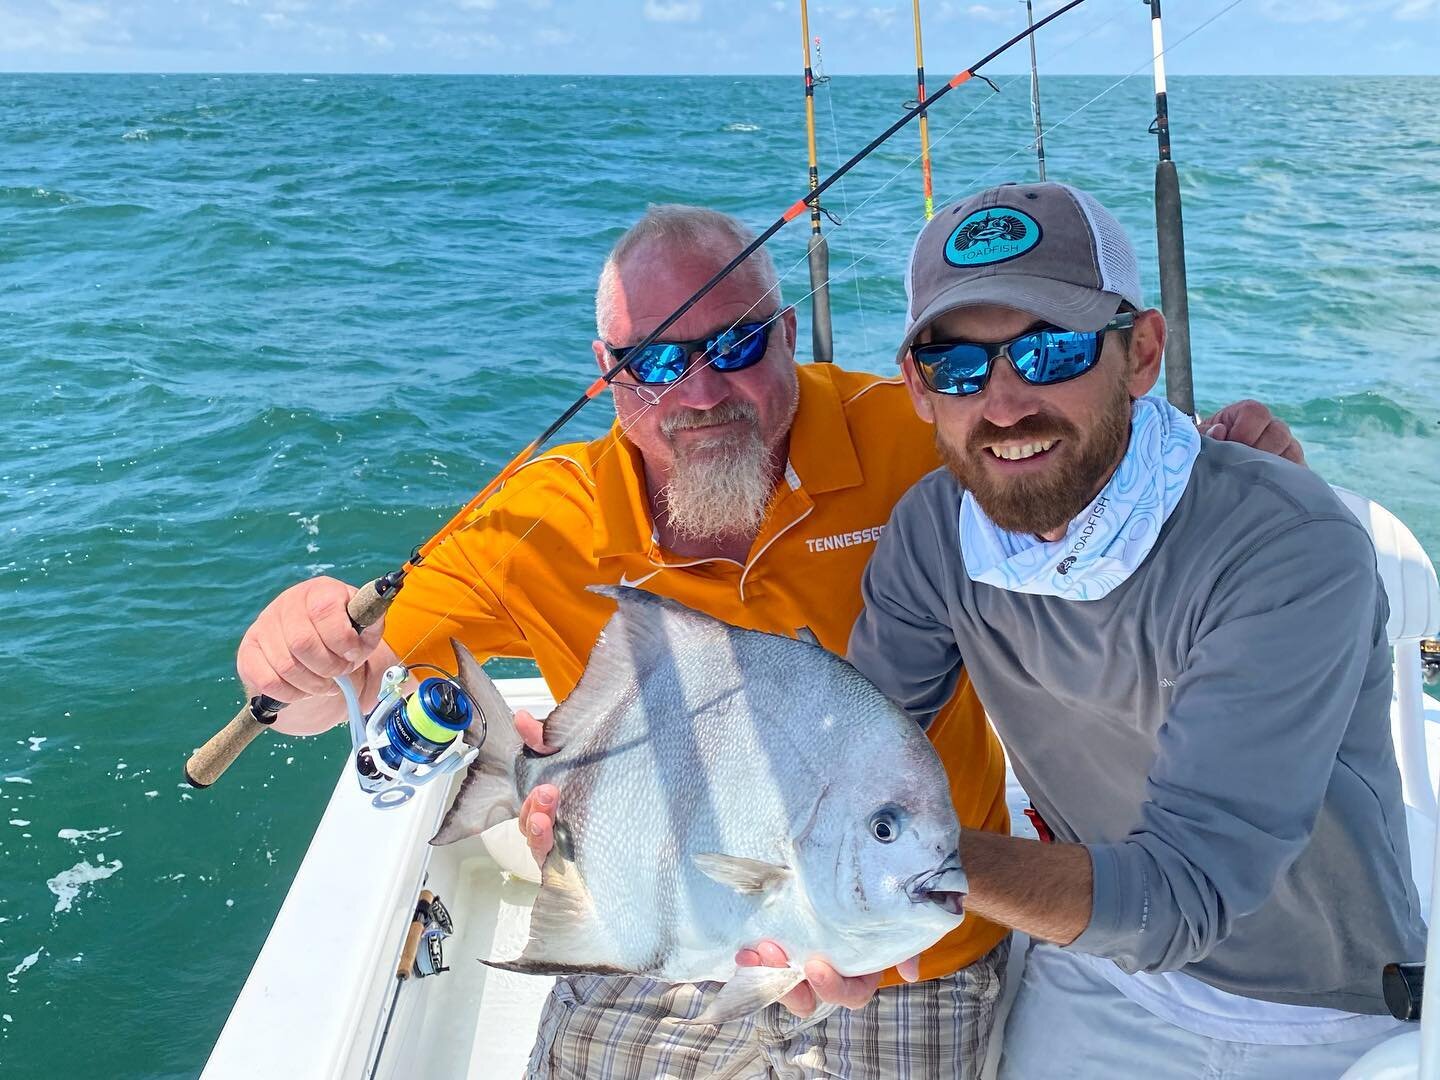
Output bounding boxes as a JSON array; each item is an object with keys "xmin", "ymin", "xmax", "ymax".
[{"xmin": 508, "ymin": 589, "xmax": 959, "ymax": 983}]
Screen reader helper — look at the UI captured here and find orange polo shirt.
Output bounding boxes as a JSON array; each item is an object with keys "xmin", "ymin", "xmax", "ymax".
[{"xmin": 384, "ymin": 362, "xmax": 1009, "ymax": 982}]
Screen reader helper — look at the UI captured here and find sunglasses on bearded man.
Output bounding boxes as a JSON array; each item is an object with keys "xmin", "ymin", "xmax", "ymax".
[{"xmin": 605, "ymin": 318, "xmax": 776, "ymax": 386}]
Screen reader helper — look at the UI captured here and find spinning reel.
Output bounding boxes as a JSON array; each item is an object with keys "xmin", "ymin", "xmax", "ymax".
[{"xmin": 335, "ymin": 663, "xmax": 486, "ymax": 809}]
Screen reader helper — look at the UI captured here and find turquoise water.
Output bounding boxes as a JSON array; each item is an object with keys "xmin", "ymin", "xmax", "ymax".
[{"xmin": 2, "ymin": 71, "xmax": 1437, "ymax": 1076}]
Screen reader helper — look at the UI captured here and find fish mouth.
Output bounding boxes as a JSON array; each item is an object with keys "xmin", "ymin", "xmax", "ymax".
[{"xmin": 909, "ymin": 858, "xmax": 968, "ymax": 918}]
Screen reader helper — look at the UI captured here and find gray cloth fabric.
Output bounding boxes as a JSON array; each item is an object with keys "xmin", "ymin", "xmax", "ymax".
[
  {"xmin": 998, "ymin": 943, "xmax": 1403, "ymax": 1079},
  {"xmin": 848, "ymin": 438, "xmax": 1426, "ymax": 1014}
]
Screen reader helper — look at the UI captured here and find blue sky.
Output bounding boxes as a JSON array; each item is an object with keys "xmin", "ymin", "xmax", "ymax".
[{"xmin": 0, "ymin": 0, "xmax": 1434, "ymax": 75}]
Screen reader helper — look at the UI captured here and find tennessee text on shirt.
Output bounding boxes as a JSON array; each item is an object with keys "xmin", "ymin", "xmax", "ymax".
[{"xmin": 805, "ymin": 525, "xmax": 888, "ymax": 554}]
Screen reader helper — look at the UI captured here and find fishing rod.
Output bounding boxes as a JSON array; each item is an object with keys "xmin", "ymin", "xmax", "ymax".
[
  {"xmin": 911, "ymin": 0, "xmax": 935, "ymax": 220},
  {"xmin": 1146, "ymin": 0, "xmax": 1195, "ymax": 416},
  {"xmin": 1024, "ymin": 0, "xmax": 1047, "ymax": 180},
  {"xmin": 799, "ymin": 1, "xmax": 834, "ymax": 364},
  {"xmin": 184, "ymin": 0, "xmax": 1093, "ymax": 789}
]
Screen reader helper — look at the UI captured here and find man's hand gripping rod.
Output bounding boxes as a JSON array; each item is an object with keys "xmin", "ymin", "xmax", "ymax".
[{"xmin": 183, "ymin": 570, "xmax": 407, "ymax": 788}]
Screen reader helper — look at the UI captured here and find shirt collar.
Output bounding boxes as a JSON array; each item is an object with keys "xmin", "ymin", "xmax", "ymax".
[{"xmin": 787, "ymin": 362, "xmax": 864, "ymax": 495}]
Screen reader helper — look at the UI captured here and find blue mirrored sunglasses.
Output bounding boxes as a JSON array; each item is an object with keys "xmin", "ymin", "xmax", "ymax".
[
  {"xmin": 605, "ymin": 319, "xmax": 774, "ymax": 386},
  {"xmin": 911, "ymin": 313, "xmax": 1136, "ymax": 397}
]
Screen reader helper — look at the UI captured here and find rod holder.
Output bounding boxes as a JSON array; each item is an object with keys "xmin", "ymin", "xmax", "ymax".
[
  {"xmin": 1154, "ymin": 159, "xmax": 1195, "ymax": 416},
  {"xmin": 807, "ymin": 233, "xmax": 833, "ymax": 364}
]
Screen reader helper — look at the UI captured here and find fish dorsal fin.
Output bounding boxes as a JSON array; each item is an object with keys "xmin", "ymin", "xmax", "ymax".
[
  {"xmin": 692, "ymin": 853, "xmax": 792, "ymax": 895},
  {"xmin": 672, "ymin": 966, "xmax": 808, "ymax": 1026},
  {"xmin": 587, "ymin": 583, "xmax": 729, "ymax": 655},
  {"xmin": 538, "ymin": 585, "xmax": 731, "ymax": 751}
]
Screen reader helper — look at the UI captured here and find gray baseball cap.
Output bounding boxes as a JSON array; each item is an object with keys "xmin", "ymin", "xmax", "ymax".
[{"xmin": 897, "ymin": 181, "xmax": 1144, "ymax": 362}]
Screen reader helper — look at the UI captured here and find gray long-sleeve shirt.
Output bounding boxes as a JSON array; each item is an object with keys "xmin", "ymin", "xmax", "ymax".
[{"xmin": 849, "ymin": 438, "xmax": 1425, "ymax": 1014}]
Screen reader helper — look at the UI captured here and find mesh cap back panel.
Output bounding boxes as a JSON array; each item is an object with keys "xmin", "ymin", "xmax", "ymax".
[{"xmin": 1064, "ymin": 183, "xmax": 1144, "ymax": 309}]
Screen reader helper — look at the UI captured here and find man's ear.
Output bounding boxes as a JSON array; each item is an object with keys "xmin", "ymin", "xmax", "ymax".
[
  {"xmin": 779, "ymin": 306, "xmax": 798, "ymax": 356},
  {"xmin": 592, "ymin": 339, "xmax": 609, "ymax": 375},
  {"xmin": 1124, "ymin": 309, "xmax": 1166, "ymax": 399},
  {"xmin": 900, "ymin": 355, "xmax": 936, "ymax": 424}
]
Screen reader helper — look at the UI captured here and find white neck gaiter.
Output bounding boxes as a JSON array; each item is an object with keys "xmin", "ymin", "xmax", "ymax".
[{"xmin": 958, "ymin": 396, "xmax": 1201, "ymax": 601}]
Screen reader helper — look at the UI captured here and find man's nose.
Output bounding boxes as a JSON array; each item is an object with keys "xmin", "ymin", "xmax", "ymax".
[
  {"xmin": 979, "ymin": 353, "xmax": 1041, "ymax": 429},
  {"xmin": 667, "ymin": 353, "xmax": 730, "ymax": 411}
]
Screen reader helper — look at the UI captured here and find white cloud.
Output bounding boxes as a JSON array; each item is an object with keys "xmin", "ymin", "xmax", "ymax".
[
  {"xmin": 1257, "ymin": 0, "xmax": 1434, "ymax": 18},
  {"xmin": 0, "ymin": 0, "xmax": 121, "ymax": 52},
  {"xmin": 866, "ymin": 5, "xmax": 897, "ymax": 28},
  {"xmin": 963, "ymin": 4, "xmax": 1011, "ymax": 23},
  {"xmin": 970, "ymin": 4, "xmax": 1011, "ymax": 21},
  {"xmin": 643, "ymin": 0, "xmax": 702, "ymax": 21},
  {"xmin": 535, "ymin": 26, "xmax": 575, "ymax": 45},
  {"xmin": 359, "ymin": 30, "xmax": 392, "ymax": 48},
  {"xmin": 1258, "ymin": 0, "xmax": 1355, "ymax": 21},
  {"xmin": 454, "ymin": 0, "xmax": 496, "ymax": 8},
  {"xmin": 426, "ymin": 28, "xmax": 501, "ymax": 51}
]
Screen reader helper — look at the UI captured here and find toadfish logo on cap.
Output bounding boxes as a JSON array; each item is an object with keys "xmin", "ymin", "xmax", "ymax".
[{"xmin": 944, "ymin": 208, "xmax": 1041, "ymax": 268}]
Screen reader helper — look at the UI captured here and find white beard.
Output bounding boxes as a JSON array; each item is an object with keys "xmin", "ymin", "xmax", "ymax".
[{"xmin": 659, "ymin": 402, "xmax": 776, "ymax": 544}]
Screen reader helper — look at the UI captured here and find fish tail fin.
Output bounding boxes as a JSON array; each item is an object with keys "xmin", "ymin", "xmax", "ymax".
[{"xmin": 430, "ymin": 639, "xmax": 523, "ymax": 846}]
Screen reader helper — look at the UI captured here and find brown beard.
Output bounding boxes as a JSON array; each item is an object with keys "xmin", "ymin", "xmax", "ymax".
[{"xmin": 936, "ymin": 380, "xmax": 1133, "ymax": 536}]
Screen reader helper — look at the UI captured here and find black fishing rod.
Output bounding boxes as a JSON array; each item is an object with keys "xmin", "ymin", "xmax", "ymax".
[
  {"xmin": 1146, "ymin": 0, "xmax": 1195, "ymax": 415},
  {"xmin": 1024, "ymin": 0, "xmax": 1047, "ymax": 180},
  {"xmin": 518, "ymin": 0, "xmax": 1088, "ymax": 460},
  {"xmin": 185, "ymin": 0, "xmax": 1092, "ymax": 788}
]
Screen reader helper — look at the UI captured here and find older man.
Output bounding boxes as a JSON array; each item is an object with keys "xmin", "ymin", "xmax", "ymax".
[
  {"xmin": 847, "ymin": 181, "xmax": 1425, "ymax": 1077},
  {"xmin": 241, "ymin": 204, "xmax": 1298, "ymax": 1079}
]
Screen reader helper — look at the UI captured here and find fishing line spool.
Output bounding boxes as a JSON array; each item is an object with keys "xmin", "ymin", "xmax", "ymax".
[{"xmin": 336, "ymin": 664, "xmax": 483, "ymax": 809}]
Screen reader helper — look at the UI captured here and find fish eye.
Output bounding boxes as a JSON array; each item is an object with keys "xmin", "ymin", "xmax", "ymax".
[{"xmin": 869, "ymin": 809, "xmax": 901, "ymax": 843}]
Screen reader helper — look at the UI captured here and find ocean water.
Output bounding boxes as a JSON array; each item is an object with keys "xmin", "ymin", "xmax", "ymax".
[{"xmin": 2, "ymin": 70, "xmax": 1437, "ymax": 1076}]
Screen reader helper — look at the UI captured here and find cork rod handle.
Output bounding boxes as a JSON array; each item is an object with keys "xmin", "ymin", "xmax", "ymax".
[
  {"xmin": 183, "ymin": 574, "xmax": 404, "ymax": 788},
  {"xmin": 397, "ymin": 890, "xmax": 437, "ymax": 980}
]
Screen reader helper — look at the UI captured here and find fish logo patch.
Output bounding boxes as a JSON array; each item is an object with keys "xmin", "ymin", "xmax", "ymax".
[
  {"xmin": 1055, "ymin": 555, "xmax": 1078, "ymax": 575},
  {"xmin": 944, "ymin": 208, "xmax": 1041, "ymax": 268}
]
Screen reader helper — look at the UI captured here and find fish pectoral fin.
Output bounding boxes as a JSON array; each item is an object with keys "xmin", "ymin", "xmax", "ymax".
[
  {"xmin": 672, "ymin": 966, "xmax": 808, "ymax": 1026},
  {"xmin": 692, "ymin": 853, "xmax": 791, "ymax": 895}
]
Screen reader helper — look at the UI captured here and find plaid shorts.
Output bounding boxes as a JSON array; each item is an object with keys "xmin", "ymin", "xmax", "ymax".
[{"xmin": 526, "ymin": 939, "xmax": 1010, "ymax": 1080}]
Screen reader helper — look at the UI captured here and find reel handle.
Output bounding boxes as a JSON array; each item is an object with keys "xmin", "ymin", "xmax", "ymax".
[{"xmin": 184, "ymin": 574, "xmax": 405, "ymax": 789}]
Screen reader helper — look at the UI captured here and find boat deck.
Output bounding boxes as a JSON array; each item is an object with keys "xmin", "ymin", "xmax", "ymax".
[{"xmin": 202, "ymin": 677, "xmax": 1440, "ymax": 1079}]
